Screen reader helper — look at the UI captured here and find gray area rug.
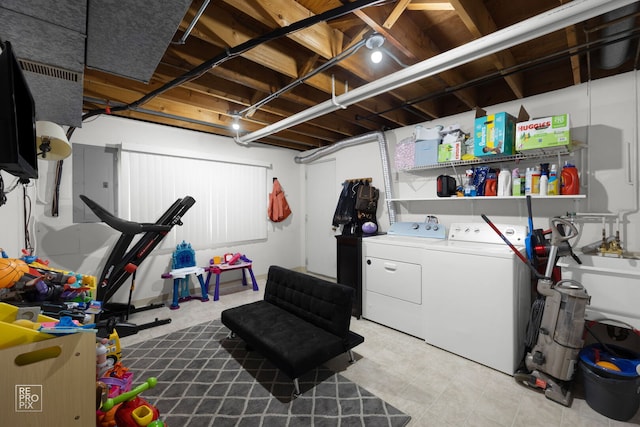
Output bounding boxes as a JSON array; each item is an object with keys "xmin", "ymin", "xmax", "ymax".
[{"xmin": 124, "ymin": 319, "xmax": 411, "ymax": 426}]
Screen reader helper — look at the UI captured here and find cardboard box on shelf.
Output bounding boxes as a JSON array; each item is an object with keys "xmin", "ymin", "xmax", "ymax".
[
  {"xmin": 414, "ymin": 124, "xmax": 442, "ymax": 166},
  {"xmin": 516, "ymin": 114, "xmax": 571, "ymax": 152},
  {"xmin": 1, "ymin": 331, "xmax": 95, "ymax": 426},
  {"xmin": 473, "ymin": 111, "xmax": 517, "ymax": 157},
  {"xmin": 438, "ymin": 140, "xmax": 462, "ymax": 162}
]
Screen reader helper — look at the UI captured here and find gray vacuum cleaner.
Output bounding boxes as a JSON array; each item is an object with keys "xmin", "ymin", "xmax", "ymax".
[{"xmin": 482, "ymin": 214, "xmax": 590, "ymax": 406}]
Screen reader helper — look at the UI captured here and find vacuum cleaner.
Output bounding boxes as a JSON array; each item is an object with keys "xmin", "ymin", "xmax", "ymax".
[{"xmin": 482, "ymin": 212, "xmax": 590, "ymax": 406}]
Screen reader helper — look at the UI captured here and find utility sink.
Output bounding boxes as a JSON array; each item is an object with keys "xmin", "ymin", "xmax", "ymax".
[{"xmin": 558, "ymin": 253, "xmax": 640, "ymax": 330}]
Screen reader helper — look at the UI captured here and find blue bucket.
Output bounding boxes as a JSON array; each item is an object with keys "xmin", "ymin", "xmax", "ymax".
[{"xmin": 579, "ymin": 343, "xmax": 640, "ymax": 378}]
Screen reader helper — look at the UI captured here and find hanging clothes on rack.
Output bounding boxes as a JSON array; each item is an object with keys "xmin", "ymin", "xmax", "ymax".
[
  {"xmin": 332, "ymin": 180, "xmax": 359, "ymax": 227},
  {"xmin": 268, "ymin": 178, "xmax": 292, "ymax": 222},
  {"xmin": 333, "ymin": 178, "xmax": 378, "ymax": 235}
]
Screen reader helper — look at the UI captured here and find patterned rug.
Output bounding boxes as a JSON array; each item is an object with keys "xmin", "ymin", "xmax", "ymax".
[{"xmin": 123, "ymin": 319, "xmax": 411, "ymax": 427}]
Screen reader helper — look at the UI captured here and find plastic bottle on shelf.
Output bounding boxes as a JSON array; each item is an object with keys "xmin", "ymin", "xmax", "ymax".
[
  {"xmin": 539, "ymin": 171, "xmax": 548, "ymax": 196},
  {"xmin": 485, "ymin": 172, "xmax": 498, "ymax": 196},
  {"xmin": 511, "ymin": 168, "xmax": 520, "ymax": 196},
  {"xmin": 497, "ymin": 168, "xmax": 511, "ymax": 196},
  {"xmin": 531, "ymin": 165, "xmax": 541, "ymax": 194},
  {"xmin": 524, "ymin": 167, "xmax": 533, "ymax": 195},
  {"xmin": 561, "ymin": 161, "xmax": 580, "ymax": 195},
  {"xmin": 463, "ymin": 169, "xmax": 476, "ymax": 197},
  {"xmin": 547, "ymin": 164, "xmax": 558, "ymax": 195}
]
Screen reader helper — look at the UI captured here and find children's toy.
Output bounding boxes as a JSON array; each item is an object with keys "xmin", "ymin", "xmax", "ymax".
[
  {"xmin": 101, "ymin": 377, "xmax": 164, "ymax": 427},
  {"xmin": 161, "ymin": 241, "xmax": 208, "ymax": 309},
  {"xmin": 205, "ymin": 254, "xmax": 258, "ymax": 301},
  {"xmin": 0, "ymin": 257, "xmax": 29, "ymax": 288}
]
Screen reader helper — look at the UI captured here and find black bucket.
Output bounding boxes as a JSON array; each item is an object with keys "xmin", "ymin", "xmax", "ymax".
[{"xmin": 579, "ymin": 344, "xmax": 640, "ymax": 421}]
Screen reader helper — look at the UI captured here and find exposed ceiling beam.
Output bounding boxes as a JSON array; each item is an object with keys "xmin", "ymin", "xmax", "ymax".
[
  {"xmin": 406, "ymin": 1, "xmax": 454, "ymax": 11},
  {"xmin": 450, "ymin": 0, "xmax": 525, "ymax": 99}
]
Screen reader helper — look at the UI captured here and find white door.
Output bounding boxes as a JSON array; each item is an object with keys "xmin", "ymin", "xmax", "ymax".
[{"xmin": 305, "ymin": 159, "xmax": 337, "ymax": 277}]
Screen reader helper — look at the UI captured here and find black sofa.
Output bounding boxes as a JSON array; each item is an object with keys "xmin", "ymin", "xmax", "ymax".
[{"xmin": 221, "ymin": 265, "xmax": 365, "ymax": 395}]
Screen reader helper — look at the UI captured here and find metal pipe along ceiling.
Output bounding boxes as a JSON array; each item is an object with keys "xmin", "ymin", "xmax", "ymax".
[
  {"xmin": 294, "ymin": 131, "xmax": 398, "ymax": 224},
  {"xmin": 236, "ymin": 0, "xmax": 638, "ymax": 144}
]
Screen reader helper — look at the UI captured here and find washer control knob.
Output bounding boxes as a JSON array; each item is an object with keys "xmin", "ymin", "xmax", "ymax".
[
  {"xmin": 433, "ymin": 225, "xmax": 439, "ymax": 231},
  {"xmin": 424, "ymin": 224, "xmax": 431, "ymax": 230},
  {"xmin": 411, "ymin": 223, "xmax": 419, "ymax": 230}
]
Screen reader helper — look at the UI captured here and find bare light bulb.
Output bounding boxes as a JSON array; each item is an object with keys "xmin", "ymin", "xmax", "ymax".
[
  {"xmin": 370, "ymin": 50, "xmax": 383, "ymax": 64},
  {"xmin": 232, "ymin": 121, "xmax": 240, "ymax": 130}
]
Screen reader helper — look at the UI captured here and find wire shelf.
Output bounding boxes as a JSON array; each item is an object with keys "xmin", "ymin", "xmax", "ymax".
[{"xmin": 400, "ymin": 146, "xmax": 576, "ymax": 172}]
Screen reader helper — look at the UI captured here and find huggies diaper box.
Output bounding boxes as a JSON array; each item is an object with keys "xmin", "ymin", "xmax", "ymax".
[{"xmin": 515, "ymin": 114, "xmax": 570, "ymax": 152}]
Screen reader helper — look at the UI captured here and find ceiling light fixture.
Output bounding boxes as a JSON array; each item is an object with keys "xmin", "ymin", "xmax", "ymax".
[
  {"xmin": 365, "ymin": 33, "xmax": 385, "ymax": 64},
  {"xmin": 231, "ymin": 114, "xmax": 240, "ymax": 131},
  {"xmin": 36, "ymin": 121, "xmax": 72, "ymax": 161}
]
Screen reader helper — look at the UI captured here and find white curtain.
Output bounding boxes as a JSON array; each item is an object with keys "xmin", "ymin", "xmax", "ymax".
[{"xmin": 119, "ymin": 146, "xmax": 267, "ymax": 250}]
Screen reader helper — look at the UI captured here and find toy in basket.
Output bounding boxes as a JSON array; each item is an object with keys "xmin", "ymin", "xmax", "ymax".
[{"xmin": 98, "ymin": 377, "xmax": 164, "ymax": 427}]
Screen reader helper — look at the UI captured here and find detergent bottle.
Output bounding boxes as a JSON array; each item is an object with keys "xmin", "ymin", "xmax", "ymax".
[
  {"xmin": 497, "ymin": 168, "xmax": 511, "ymax": 196},
  {"xmin": 511, "ymin": 168, "xmax": 521, "ymax": 196},
  {"xmin": 561, "ymin": 161, "xmax": 580, "ymax": 195},
  {"xmin": 539, "ymin": 171, "xmax": 548, "ymax": 196},
  {"xmin": 485, "ymin": 172, "xmax": 498, "ymax": 196}
]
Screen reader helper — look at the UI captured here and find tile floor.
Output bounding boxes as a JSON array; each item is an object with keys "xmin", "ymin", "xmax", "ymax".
[{"xmin": 120, "ymin": 276, "xmax": 639, "ymax": 427}]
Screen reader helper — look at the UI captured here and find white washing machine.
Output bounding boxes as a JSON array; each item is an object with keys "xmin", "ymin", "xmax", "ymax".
[
  {"xmin": 422, "ymin": 222, "xmax": 531, "ymax": 375},
  {"xmin": 362, "ymin": 221, "xmax": 446, "ymax": 339}
]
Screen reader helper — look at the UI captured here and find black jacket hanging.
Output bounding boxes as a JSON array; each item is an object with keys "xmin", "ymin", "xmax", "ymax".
[{"xmin": 332, "ymin": 181, "xmax": 358, "ymax": 227}]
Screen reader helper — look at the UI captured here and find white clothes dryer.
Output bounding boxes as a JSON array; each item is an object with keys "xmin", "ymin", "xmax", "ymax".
[{"xmin": 362, "ymin": 221, "xmax": 446, "ymax": 339}]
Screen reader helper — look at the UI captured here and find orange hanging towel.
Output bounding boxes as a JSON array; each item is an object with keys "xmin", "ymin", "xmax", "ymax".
[{"xmin": 268, "ymin": 178, "xmax": 292, "ymax": 222}]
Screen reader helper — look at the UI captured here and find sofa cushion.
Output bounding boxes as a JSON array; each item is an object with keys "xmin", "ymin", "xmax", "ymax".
[
  {"xmin": 221, "ymin": 300, "xmax": 345, "ymax": 379},
  {"xmin": 263, "ymin": 266, "xmax": 354, "ymax": 339}
]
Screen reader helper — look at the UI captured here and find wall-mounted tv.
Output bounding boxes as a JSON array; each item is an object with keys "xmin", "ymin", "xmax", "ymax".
[{"xmin": 0, "ymin": 40, "xmax": 38, "ymax": 182}]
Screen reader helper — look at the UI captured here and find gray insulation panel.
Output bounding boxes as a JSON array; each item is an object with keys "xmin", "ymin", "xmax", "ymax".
[
  {"xmin": 86, "ymin": 0, "xmax": 192, "ymax": 83},
  {"xmin": 0, "ymin": 4, "xmax": 86, "ymax": 127}
]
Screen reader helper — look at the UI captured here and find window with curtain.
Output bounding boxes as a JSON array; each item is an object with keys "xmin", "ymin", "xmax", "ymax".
[{"xmin": 119, "ymin": 146, "xmax": 268, "ymax": 250}]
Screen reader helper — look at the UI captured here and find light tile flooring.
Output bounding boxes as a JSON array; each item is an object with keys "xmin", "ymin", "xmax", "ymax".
[{"xmin": 121, "ymin": 277, "xmax": 639, "ymax": 427}]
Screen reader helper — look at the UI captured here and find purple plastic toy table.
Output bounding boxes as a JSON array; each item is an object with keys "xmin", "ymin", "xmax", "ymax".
[{"xmin": 204, "ymin": 260, "xmax": 259, "ymax": 301}]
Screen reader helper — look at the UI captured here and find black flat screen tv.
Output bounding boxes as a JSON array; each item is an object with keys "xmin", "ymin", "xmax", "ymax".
[{"xmin": 0, "ymin": 40, "xmax": 38, "ymax": 181}]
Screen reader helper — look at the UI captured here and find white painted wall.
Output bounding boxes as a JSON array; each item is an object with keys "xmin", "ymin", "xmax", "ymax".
[
  {"xmin": 1, "ymin": 71, "xmax": 638, "ymax": 307},
  {"xmin": 303, "ymin": 71, "xmax": 640, "ymax": 254}
]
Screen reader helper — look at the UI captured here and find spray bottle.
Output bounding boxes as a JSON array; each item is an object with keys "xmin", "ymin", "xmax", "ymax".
[
  {"xmin": 547, "ymin": 164, "xmax": 558, "ymax": 195},
  {"xmin": 539, "ymin": 163, "xmax": 549, "ymax": 197}
]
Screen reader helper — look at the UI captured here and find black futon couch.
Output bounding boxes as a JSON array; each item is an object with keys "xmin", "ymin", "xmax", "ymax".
[{"xmin": 221, "ymin": 265, "xmax": 365, "ymax": 395}]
